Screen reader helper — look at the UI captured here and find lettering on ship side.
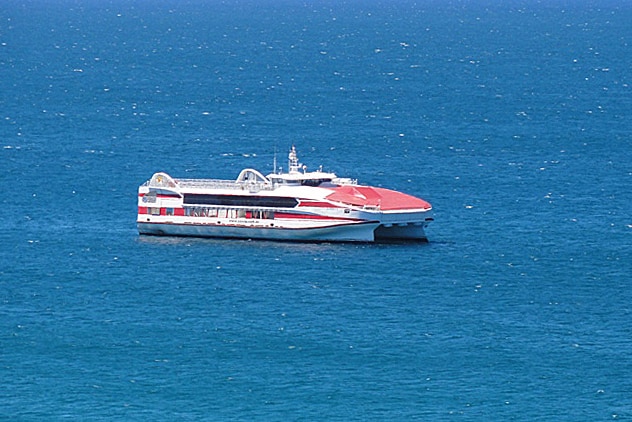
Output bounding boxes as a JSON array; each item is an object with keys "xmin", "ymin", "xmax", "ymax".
[{"xmin": 227, "ymin": 219, "xmax": 272, "ymax": 227}]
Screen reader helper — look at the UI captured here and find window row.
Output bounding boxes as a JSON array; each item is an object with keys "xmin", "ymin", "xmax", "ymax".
[{"xmin": 184, "ymin": 207, "xmax": 275, "ymax": 220}]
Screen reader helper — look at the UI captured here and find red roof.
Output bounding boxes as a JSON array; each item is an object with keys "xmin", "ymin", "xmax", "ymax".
[{"xmin": 326, "ymin": 185, "xmax": 431, "ymax": 210}]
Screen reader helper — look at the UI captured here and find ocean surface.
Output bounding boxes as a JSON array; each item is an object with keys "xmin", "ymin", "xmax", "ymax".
[{"xmin": 1, "ymin": 0, "xmax": 631, "ymax": 420}]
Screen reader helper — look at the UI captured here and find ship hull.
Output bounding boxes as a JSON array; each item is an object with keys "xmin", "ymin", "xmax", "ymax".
[
  {"xmin": 137, "ymin": 220, "xmax": 381, "ymax": 242},
  {"xmin": 374, "ymin": 222, "xmax": 429, "ymax": 242}
]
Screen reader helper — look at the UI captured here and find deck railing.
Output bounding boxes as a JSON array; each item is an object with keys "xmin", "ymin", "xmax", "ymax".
[
  {"xmin": 175, "ymin": 178, "xmax": 274, "ymax": 191},
  {"xmin": 142, "ymin": 176, "xmax": 358, "ymax": 190}
]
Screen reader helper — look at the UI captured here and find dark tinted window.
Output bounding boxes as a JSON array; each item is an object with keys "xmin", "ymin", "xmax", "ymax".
[{"xmin": 183, "ymin": 194, "xmax": 298, "ymax": 208}]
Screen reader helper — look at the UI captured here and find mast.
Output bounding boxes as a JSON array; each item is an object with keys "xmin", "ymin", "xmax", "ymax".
[{"xmin": 288, "ymin": 145, "xmax": 300, "ymax": 174}]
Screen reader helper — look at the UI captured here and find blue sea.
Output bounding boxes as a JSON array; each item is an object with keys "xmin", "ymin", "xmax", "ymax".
[{"xmin": 2, "ymin": 0, "xmax": 631, "ymax": 420}]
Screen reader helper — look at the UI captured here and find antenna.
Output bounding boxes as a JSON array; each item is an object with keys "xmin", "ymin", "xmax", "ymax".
[
  {"xmin": 273, "ymin": 147, "xmax": 277, "ymax": 174},
  {"xmin": 288, "ymin": 145, "xmax": 299, "ymax": 173}
]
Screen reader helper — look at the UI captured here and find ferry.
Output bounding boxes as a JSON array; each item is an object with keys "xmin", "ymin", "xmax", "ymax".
[{"xmin": 137, "ymin": 147, "xmax": 433, "ymax": 242}]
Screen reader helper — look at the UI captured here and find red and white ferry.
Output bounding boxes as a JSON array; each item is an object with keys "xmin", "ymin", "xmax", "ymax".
[{"xmin": 137, "ymin": 147, "xmax": 433, "ymax": 242}]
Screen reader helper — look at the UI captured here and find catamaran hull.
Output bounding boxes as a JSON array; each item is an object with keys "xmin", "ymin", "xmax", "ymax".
[
  {"xmin": 137, "ymin": 221, "xmax": 381, "ymax": 242},
  {"xmin": 374, "ymin": 222, "xmax": 429, "ymax": 241}
]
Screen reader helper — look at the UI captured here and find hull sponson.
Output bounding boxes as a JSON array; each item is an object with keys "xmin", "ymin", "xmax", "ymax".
[
  {"xmin": 374, "ymin": 223, "xmax": 429, "ymax": 242},
  {"xmin": 137, "ymin": 221, "xmax": 380, "ymax": 242}
]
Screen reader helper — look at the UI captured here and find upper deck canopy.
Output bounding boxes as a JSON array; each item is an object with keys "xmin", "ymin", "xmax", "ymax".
[{"xmin": 325, "ymin": 185, "xmax": 431, "ymax": 211}]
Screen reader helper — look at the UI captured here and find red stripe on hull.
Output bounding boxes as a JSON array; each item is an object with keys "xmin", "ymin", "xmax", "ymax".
[
  {"xmin": 298, "ymin": 201, "xmax": 341, "ymax": 208},
  {"xmin": 274, "ymin": 212, "xmax": 360, "ymax": 221},
  {"xmin": 138, "ymin": 193, "xmax": 181, "ymax": 199}
]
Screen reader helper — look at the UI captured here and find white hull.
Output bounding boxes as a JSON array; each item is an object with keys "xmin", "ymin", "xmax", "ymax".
[{"xmin": 138, "ymin": 220, "xmax": 381, "ymax": 242}]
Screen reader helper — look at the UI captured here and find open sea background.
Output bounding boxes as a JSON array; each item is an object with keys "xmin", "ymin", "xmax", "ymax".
[{"xmin": 1, "ymin": 0, "xmax": 631, "ymax": 420}]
